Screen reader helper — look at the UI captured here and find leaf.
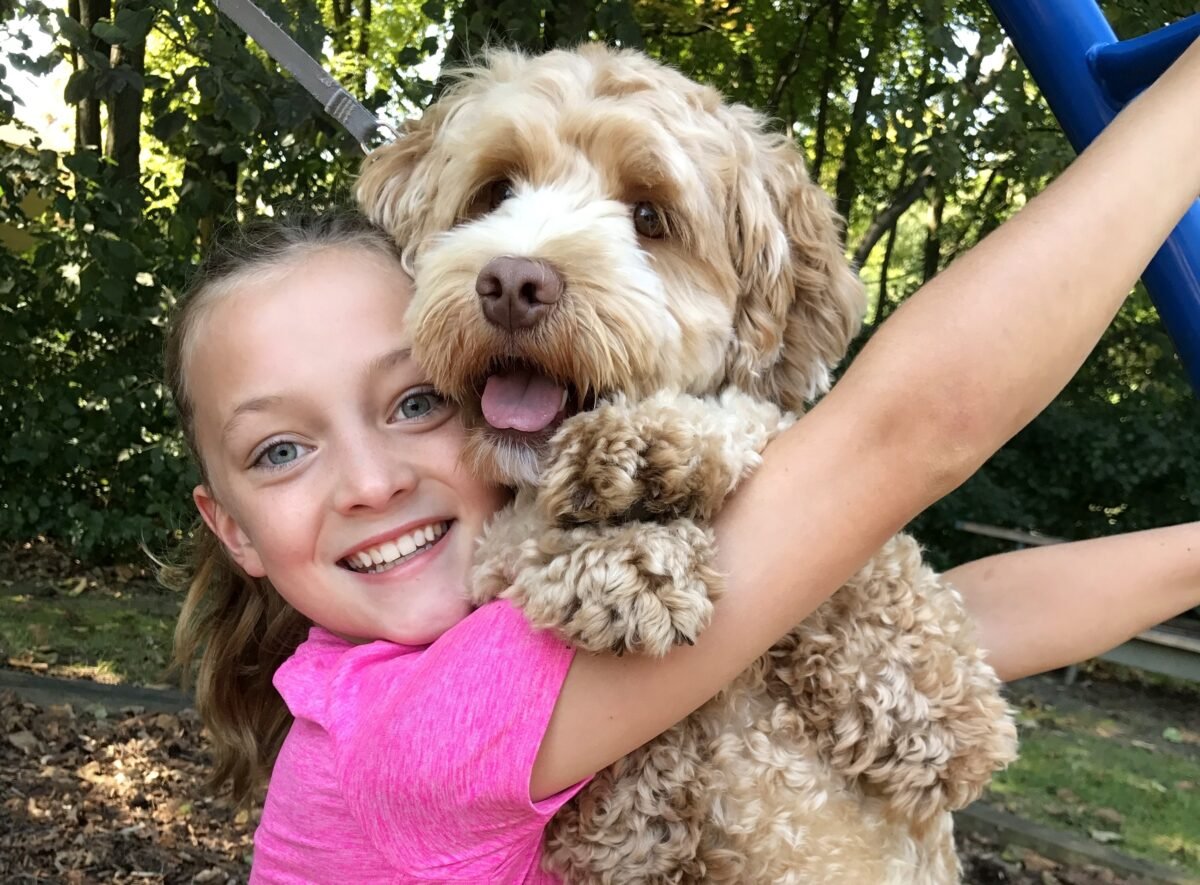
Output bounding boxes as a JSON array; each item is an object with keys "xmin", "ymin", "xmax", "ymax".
[
  {"xmin": 218, "ymin": 91, "xmax": 262, "ymax": 135},
  {"xmin": 114, "ymin": 7, "xmax": 155, "ymax": 44},
  {"xmin": 56, "ymin": 13, "xmax": 91, "ymax": 49},
  {"xmin": 7, "ymin": 730, "xmax": 39, "ymax": 754},
  {"xmin": 109, "ymin": 68, "xmax": 145, "ymax": 95},
  {"xmin": 1093, "ymin": 807, "xmax": 1123, "ymax": 825},
  {"xmin": 64, "ymin": 69, "xmax": 97, "ymax": 104},
  {"xmin": 151, "ymin": 109, "xmax": 188, "ymax": 141},
  {"xmin": 1163, "ymin": 726, "xmax": 1184, "ymax": 744},
  {"xmin": 92, "ymin": 21, "xmax": 131, "ymax": 45}
]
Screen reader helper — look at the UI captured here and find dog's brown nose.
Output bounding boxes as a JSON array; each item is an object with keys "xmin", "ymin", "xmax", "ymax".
[{"xmin": 476, "ymin": 257, "xmax": 563, "ymax": 331}]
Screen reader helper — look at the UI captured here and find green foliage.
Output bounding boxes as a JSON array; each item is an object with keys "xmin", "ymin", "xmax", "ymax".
[
  {"xmin": 0, "ymin": 144, "xmax": 195, "ymax": 556},
  {"xmin": 1, "ymin": 0, "xmax": 370, "ymax": 558},
  {"xmin": 1, "ymin": 0, "xmax": 1197, "ymax": 562}
]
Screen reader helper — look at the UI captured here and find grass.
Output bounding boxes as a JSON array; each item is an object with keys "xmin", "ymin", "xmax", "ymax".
[
  {"xmin": 3, "ymin": 545, "xmax": 1199, "ymax": 876},
  {"xmin": 0, "ymin": 574, "xmax": 179, "ymax": 686},
  {"xmin": 989, "ymin": 692, "xmax": 1200, "ymax": 874}
]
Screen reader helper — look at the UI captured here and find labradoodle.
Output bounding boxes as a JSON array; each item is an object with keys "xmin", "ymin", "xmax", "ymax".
[{"xmin": 357, "ymin": 44, "xmax": 1017, "ymax": 884}]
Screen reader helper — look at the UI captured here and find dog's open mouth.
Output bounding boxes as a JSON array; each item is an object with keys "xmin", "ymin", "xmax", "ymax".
[{"xmin": 477, "ymin": 360, "xmax": 594, "ymax": 438}]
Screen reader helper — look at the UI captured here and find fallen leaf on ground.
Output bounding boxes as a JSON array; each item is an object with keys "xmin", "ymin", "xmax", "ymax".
[
  {"xmin": 1093, "ymin": 808, "xmax": 1123, "ymax": 825},
  {"xmin": 1022, "ymin": 850, "xmax": 1058, "ymax": 872},
  {"xmin": 7, "ymin": 729, "xmax": 38, "ymax": 753}
]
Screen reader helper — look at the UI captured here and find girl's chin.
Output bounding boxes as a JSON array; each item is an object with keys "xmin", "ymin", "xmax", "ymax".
[{"xmin": 383, "ymin": 600, "xmax": 475, "ymax": 646}]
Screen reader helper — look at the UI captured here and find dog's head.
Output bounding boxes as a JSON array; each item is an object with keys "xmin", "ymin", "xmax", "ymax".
[{"xmin": 357, "ymin": 45, "xmax": 864, "ymax": 485}]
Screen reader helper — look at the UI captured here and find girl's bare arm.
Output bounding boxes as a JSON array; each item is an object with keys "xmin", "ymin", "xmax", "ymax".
[
  {"xmin": 531, "ymin": 36, "xmax": 1200, "ymax": 801},
  {"xmin": 949, "ymin": 521, "xmax": 1200, "ymax": 682}
]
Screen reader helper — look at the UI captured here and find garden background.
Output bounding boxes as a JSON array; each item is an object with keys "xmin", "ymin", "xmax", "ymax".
[{"xmin": 1, "ymin": 0, "xmax": 1199, "ymax": 881}]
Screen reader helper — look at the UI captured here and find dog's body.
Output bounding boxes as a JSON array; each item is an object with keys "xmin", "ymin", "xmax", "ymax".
[{"xmin": 358, "ymin": 45, "xmax": 1016, "ymax": 883}]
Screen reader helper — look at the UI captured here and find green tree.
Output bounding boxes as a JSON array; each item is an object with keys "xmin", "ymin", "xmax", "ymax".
[{"xmin": 0, "ymin": 0, "xmax": 1196, "ymax": 563}]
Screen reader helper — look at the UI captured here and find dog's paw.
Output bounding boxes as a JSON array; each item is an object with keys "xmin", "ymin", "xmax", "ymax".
[
  {"xmin": 508, "ymin": 519, "xmax": 722, "ymax": 656},
  {"xmin": 540, "ymin": 390, "xmax": 787, "ymax": 528},
  {"xmin": 538, "ymin": 402, "xmax": 644, "ymax": 526}
]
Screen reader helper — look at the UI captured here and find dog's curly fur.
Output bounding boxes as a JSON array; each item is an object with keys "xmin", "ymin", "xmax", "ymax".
[{"xmin": 358, "ymin": 44, "xmax": 1017, "ymax": 883}]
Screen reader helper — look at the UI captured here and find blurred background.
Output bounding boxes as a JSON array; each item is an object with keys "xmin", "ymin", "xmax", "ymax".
[{"xmin": 0, "ymin": 1, "xmax": 1197, "ymax": 882}]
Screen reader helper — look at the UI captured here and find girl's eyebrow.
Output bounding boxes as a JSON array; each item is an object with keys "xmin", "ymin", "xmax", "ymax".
[
  {"xmin": 220, "ymin": 348, "xmax": 414, "ymax": 443},
  {"xmin": 367, "ymin": 346, "xmax": 413, "ymax": 377},
  {"xmin": 222, "ymin": 395, "xmax": 283, "ymax": 443}
]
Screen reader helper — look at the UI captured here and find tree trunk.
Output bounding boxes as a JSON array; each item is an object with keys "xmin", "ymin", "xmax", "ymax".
[
  {"xmin": 869, "ymin": 221, "xmax": 899, "ymax": 326},
  {"xmin": 809, "ymin": 0, "xmax": 845, "ymax": 183},
  {"xmin": 356, "ymin": 0, "xmax": 371, "ymax": 95},
  {"xmin": 73, "ymin": 0, "xmax": 111, "ymax": 151},
  {"xmin": 922, "ymin": 185, "xmax": 945, "ymax": 283},
  {"xmin": 833, "ymin": 0, "xmax": 889, "ymax": 224},
  {"xmin": 765, "ymin": 0, "xmax": 827, "ymax": 119},
  {"xmin": 330, "ymin": 0, "xmax": 352, "ymax": 53},
  {"xmin": 104, "ymin": 1, "xmax": 144, "ymax": 184},
  {"xmin": 851, "ymin": 164, "xmax": 933, "ymax": 268}
]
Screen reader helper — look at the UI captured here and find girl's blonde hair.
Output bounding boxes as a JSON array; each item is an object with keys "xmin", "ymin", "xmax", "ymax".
[{"xmin": 164, "ymin": 210, "xmax": 403, "ymax": 805}]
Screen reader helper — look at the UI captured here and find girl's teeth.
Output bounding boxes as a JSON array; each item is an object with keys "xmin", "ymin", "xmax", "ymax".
[{"xmin": 346, "ymin": 521, "xmax": 450, "ymax": 573}]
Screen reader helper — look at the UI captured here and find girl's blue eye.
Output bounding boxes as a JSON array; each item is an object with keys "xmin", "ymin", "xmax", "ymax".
[
  {"xmin": 265, "ymin": 442, "xmax": 299, "ymax": 465},
  {"xmin": 395, "ymin": 390, "xmax": 445, "ymax": 421},
  {"xmin": 254, "ymin": 440, "xmax": 307, "ymax": 470}
]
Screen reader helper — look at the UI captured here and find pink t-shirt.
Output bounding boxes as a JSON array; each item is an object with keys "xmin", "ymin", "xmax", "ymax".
[{"xmin": 249, "ymin": 600, "xmax": 591, "ymax": 884}]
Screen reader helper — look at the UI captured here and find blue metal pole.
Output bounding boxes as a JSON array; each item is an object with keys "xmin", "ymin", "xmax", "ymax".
[{"xmin": 986, "ymin": 2, "xmax": 1200, "ymax": 393}]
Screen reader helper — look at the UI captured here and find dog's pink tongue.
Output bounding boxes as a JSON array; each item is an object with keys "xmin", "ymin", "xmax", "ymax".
[{"xmin": 481, "ymin": 370, "xmax": 565, "ymax": 432}]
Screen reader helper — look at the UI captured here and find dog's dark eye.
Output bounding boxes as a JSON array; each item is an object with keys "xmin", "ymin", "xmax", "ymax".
[
  {"xmin": 633, "ymin": 202, "xmax": 667, "ymax": 239},
  {"xmin": 488, "ymin": 180, "xmax": 515, "ymax": 211}
]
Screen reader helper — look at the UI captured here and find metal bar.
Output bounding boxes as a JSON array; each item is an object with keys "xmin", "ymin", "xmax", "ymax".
[
  {"xmin": 1091, "ymin": 13, "xmax": 1200, "ymax": 105},
  {"xmin": 954, "ymin": 520, "xmax": 1063, "ymax": 547},
  {"xmin": 985, "ymin": 0, "xmax": 1200, "ymax": 394},
  {"xmin": 1101, "ymin": 635, "xmax": 1200, "ymax": 684},
  {"xmin": 211, "ymin": 0, "xmax": 384, "ymax": 150}
]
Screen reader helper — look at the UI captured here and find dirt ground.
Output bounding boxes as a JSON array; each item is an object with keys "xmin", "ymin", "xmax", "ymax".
[
  {"xmin": 0, "ymin": 687, "xmax": 1172, "ymax": 885},
  {"xmin": 1, "ymin": 690, "xmax": 253, "ymax": 883}
]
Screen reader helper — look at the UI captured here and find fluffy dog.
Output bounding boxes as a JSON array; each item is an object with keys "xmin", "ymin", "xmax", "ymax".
[{"xmin": 358, "ymin": 44, "xmax": 1017, "ymax": 884}]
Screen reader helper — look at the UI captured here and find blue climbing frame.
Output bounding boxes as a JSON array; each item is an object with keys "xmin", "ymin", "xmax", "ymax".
[{"xmin": 984, "ymin": 2, "xmax": 1200, "ymax": 394}]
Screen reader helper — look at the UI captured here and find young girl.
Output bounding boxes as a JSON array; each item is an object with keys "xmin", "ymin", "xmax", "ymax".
[{"xmin": 169, "ymin": 37, "xmax": 1200, "ymax": 883}]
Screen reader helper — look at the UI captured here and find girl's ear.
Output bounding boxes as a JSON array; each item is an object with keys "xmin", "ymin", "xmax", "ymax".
[{"xmin": 193, "ymin": 485, "xmax": 267, "ymax": 578}]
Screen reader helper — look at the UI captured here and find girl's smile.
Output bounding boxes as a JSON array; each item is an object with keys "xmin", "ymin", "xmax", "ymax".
[
  {"xmin": 338, "ymin": 518, "xmax": 454, "ymax": 574},
  {"xmin": 184, "ymin": 246, "xmax": 509, "ymax": 646}
]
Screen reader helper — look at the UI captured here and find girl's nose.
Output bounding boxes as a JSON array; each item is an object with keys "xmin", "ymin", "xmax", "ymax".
[{"xmin": 332, "ymin": 433, "xmax": 418, "ymax": 514}]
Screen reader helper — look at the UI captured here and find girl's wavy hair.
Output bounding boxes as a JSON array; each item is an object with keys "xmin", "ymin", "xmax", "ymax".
[{"xmin": 162, "ymin": 210, "xmax": 403, "ymax": 805}]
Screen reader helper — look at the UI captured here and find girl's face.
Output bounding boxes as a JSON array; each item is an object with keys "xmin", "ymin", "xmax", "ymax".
[{"xmin": 187, "ymin": 246, "xmax": 509, "ymax": 645}]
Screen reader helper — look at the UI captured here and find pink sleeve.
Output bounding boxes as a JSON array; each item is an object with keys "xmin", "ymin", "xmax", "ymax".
[{"xmin": 329, "ymin": 601, "xmax": 589, "ymax": 878}]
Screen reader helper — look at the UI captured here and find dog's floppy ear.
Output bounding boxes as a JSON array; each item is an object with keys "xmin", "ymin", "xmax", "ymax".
[
  {"xmin": 355, "ymin": 111, "xmax": 443, "ymax": 258},
  {"xmin": 724, "ymin": 110, "xmax": 865, "ymax": 412}
]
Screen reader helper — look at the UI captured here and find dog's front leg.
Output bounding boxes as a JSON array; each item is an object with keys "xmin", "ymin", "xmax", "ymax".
[
  {"xmin": 538, "ymin": 388, "xmax": 792, "ymax": 528},
  {"xmin": 481, "ymin": 389, "xmax": 791, "ymax": 657},
  {"xmin": 475, "ymin": 509, "xmax": 723, "ymax": 655}
]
